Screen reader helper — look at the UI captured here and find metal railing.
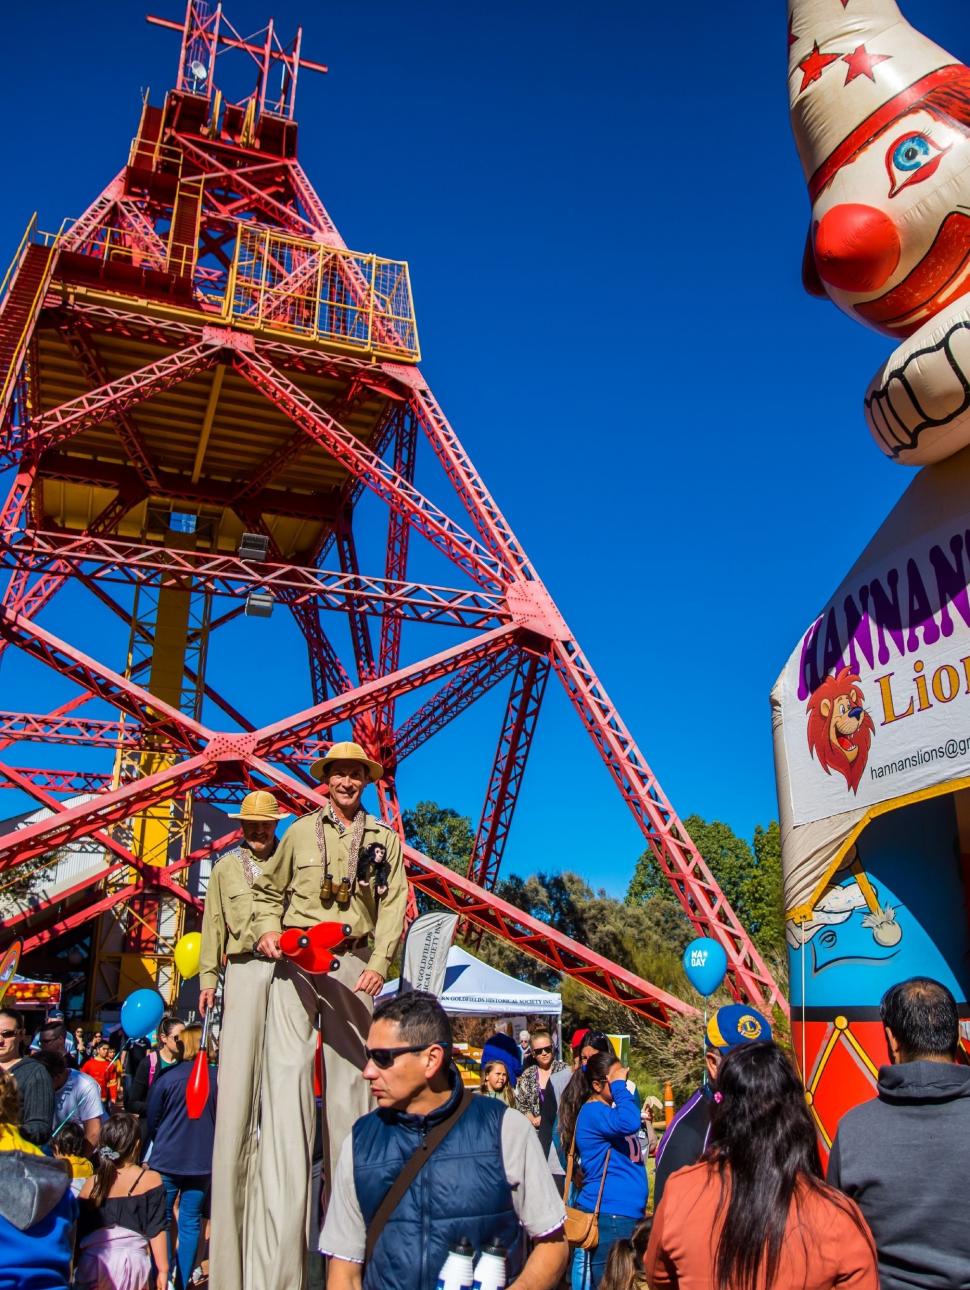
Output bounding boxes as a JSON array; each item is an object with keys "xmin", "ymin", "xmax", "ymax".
[
  {"xmin": 1, "ymin": 213, "xmax": 421, "ymax": 365},
  {"xmin": 226, "ymin": 225, "xmax": 420, "ymax": 360},
  {"xmin": 0, "ymin": 215, "xmax": 66, "ymax": 418}
]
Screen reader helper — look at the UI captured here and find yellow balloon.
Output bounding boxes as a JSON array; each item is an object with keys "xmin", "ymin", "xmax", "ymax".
[{"xmin": 174, "ymin": 932, "xmax": 202, "ymax": 980}]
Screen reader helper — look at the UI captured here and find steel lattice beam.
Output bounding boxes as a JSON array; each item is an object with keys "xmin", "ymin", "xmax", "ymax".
[
  {"xmin": 7, "ymin": 339, "xmax": 223, "ymax": 463},
  {"xmin": 234, "ymin": 353, "xmax": 506, "ymax": 590},
  {"xmin": 552, "ymin": 637, "xmax": 784, "ymax": 1008},
  {"xmin": 0, "ymin": 766, "xmax": 247, "ymax": 805},
  {"xmin": 468, "ymin": 653, "xmax": 549, "ymax": 892},
  {"xmin": 391, "ymin": 647, "xmax": 522, "ymax": 766},
  {"xmin": 0, "ymin": 530, "xmax": 506, "ymax": 630}
]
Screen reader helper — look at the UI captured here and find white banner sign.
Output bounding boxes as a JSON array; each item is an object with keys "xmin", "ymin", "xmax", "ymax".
[
  {"xmin": 399, "ymin": 911, "xmax": 459, "ymax": 997},
  {"xmin": 782, "ymin": 503, "xmax": 970, "ymax": 826}
]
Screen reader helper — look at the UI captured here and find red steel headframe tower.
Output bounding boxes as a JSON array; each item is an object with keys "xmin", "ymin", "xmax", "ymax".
[{"xmin": 0, "ymin": 2, "xmax": 785, "ymax": 1023}]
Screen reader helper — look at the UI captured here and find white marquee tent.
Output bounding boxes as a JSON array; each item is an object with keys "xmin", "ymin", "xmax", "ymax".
[{"xmin": 380, "ymin": 945, "xmax": 562, "ymax": 1018}]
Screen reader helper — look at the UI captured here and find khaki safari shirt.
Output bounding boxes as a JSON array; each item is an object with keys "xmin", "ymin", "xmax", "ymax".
[
  {"xmin": 199, "ymin": 843, "xmax": 271, "ymax": 990},
  {"xmin": 251, "ymin": 809, "xmax": 406, "ymax": 980}
]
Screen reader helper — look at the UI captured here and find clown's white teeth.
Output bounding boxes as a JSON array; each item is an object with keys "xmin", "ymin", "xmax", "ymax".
[{"xmin": 865, "ymin": 296, "xmax": 970, "ymax": 464}]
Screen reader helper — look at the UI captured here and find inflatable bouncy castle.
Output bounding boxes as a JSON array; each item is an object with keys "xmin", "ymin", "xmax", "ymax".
[{"xmin": 774, "ymin": 0, "xmax": 970, "ymax": 1148}]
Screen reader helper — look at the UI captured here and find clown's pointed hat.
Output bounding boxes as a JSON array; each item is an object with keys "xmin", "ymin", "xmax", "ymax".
[{"xmin": 788, "ymin": 0, "xmax": 961, "ymax": 190}]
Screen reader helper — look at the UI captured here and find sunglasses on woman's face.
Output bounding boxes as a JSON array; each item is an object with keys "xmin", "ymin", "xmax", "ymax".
[
  {"xmin": 364, "ymin": 1042, "xmax": 450, "ymax": 1070},
  {"xmin": 531, "ymin": 1045, "xmax": 553, "ymax": 1056}
]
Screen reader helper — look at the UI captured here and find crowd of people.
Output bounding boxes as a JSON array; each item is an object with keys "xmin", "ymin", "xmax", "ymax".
[
  {"xmin": 1, "ymin": 754, "xmax": 968, "ymax": 1290},
  {"xmin": 0, "ymin": 1001, "xmax": 217, "ymax": 1289}
]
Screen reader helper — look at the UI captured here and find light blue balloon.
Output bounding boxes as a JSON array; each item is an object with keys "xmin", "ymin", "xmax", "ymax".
[
  {"xmin": 120, "ymin": 988, "xmax": 165, "ymax": 1040},
  {"xmin": 682, "ymin": 937, "xmax": 728, "ymax": 997}
]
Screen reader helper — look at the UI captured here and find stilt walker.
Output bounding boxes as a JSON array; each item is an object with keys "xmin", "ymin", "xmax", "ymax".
[
  {"xmin": 251, "ymin": 743, "xmax": 407, "ymax": 1290},
  {"xmin": 199, "ymin": 790, "xmax": 289, "ymax": 1290}
]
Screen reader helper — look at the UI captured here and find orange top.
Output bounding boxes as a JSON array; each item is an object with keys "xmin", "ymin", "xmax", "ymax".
[{"xmin": 644, "ymin": 1161, "xmax": 878, "ymax": 1290}]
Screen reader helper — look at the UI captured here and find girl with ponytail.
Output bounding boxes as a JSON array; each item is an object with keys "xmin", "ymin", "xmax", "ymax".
[
  {"xmin": 566, "ymin": 1051, "xmax": 648, "ymax": 1289},
  {"xmin": 76, "ymin": 1112, "xmax": 169, "ymax": 1290}
]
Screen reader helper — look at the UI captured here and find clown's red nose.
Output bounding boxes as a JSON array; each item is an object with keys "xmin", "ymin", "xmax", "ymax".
[{"xmin": 814, "ymin": 204, "xmax": 900, "ymax": 293}]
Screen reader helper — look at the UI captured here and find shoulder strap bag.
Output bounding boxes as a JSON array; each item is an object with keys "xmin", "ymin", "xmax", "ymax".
[
  {"xmin": 563, "ymin": 1139, "xmax": 611, "ymax": 1251},
  {"xmin": 364, "ymin": 1088, "xmax": 474, "ymax": 1263}
]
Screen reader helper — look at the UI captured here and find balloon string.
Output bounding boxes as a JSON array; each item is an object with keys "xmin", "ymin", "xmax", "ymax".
[{"xmin": 800, "ymin": 932, "xmax": 807, "ymax": 1084}]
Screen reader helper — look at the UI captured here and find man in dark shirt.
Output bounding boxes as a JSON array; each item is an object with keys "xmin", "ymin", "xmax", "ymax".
[
  {"xmin": 0, "ymin": 1007, "xmax": 54, "ymax": 1146},
  {"xmin": 827, "ymin": 978, "xmax": 970, "ymax": 1290},
  {"xmin": 653, "ymin": 1003, "xmax": 772, "ymax": 1208}
]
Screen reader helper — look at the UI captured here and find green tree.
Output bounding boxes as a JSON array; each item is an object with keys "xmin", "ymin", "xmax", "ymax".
[
  {"xmin": 402, "ymin": 800, "xmax": 475, "ymax": 873},
  {"xmin": 399, "ymin": 801, "xmax": 787, "ymax": 1097},
  {"xmin": 626, "ymin": 814, "xmax": 786, "ymax": 962}
]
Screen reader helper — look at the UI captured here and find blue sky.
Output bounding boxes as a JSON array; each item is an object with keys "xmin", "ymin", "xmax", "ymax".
[{"xmin": 1, "ymin": 1, "xmax": 968, "ymax": 897}]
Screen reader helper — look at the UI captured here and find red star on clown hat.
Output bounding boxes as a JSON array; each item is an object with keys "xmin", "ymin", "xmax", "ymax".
[
  {"xmin": 843, "ymin": 44, "xmax": 891, "ymax": 85},
  {"xmin": 798, "ymin": 41, "xmax": 841, "ymax": 94}
]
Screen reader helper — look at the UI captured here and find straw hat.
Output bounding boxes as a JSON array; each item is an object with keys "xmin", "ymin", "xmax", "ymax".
[
  {"xmin": 228, "ymin": 790, "xmax": 289, "ymax": 821},
  {"xmin": 310, "ymin": 741, "xmax": 383, "ymax": 784}
]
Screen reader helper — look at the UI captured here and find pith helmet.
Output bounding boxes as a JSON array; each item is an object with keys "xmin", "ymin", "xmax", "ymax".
[
  {"xmin": 310, "ymin": 741, "xmax": 383, "ymax": 784},
  {"xmin": 228, "ymin": 790, "xmax": 289, "ymax": 821}
]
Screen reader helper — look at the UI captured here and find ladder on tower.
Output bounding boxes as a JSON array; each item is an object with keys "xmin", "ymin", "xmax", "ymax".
[
  {"xmin": 0, "ymin": 236, "xmax": 57, "ymax": 419},
  {"xmin": 167, "ymin": 176, "xmax": 203, "ymax": 279}
]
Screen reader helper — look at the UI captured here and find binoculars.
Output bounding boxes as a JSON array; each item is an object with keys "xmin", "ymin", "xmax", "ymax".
[{"xmin": 320, "ymin": 875, "xmax": 351, "ymax": 905}]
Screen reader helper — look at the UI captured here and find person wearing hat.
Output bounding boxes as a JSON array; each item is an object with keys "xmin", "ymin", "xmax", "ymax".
[
  {"xmin": 200, "ymin": 788, "xmax": 289, "ymax": 1290},
  {"xmin": 249, "ymin": 742, "xmax": 406, "ymax": 1290},
  {"xmin": 652, "ymin": 1002, "xmax": 772, "ymax": 1210}
]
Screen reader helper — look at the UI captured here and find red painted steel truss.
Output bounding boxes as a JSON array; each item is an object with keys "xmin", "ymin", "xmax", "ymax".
[{"xmin": 0, "ymin": 2, "xmax": 785, "ymax": 1024}]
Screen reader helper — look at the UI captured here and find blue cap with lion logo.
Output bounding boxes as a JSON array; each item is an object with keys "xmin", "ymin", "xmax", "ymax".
[{"xmin": 706, "ymin": 1003, "xmax": 772, "ymax": 1050}]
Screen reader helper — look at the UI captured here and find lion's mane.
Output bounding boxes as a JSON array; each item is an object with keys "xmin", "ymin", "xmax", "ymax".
[{"xmin": 806, "ymin": 667, "xmax": 875, "ymax": 794}]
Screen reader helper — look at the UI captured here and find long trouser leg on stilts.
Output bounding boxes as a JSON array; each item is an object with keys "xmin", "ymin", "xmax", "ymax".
[
  {"xmin": 209, "ymin": 955, "xmax": 274, "ymax": 1290},
  {"xmin": 252, "ymin": 951, "xmax": 373, "ymax": 1290}
]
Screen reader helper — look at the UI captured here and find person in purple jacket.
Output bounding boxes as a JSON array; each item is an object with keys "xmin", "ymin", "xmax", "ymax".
[{"xmin": 558, "ymin": 1052, "xmax": 647, "ymax": 1290}]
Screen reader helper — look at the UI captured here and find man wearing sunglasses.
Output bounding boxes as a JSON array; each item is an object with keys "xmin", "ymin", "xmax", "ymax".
[
  {"xmin": 0, "ymin": 1008, "xmax": 54, "ymax": 1147},
  {"xmin": 251, "ymin": 743, "xmax": 407, "ymax": 1290},
  {"xmin": 321, "ymin": 992, "xmax": 568, "ymax": 1290}
]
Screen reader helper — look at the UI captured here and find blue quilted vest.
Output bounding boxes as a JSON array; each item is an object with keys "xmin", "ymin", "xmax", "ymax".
[{"xmin": 352, "ymin": 1071, "xmax": 521, "ymax": 1290}]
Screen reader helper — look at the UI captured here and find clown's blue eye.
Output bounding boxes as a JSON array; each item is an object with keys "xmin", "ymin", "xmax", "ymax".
[{"xmin": 892, "ymin": 135, "xmax": 931, "ymax": 172}]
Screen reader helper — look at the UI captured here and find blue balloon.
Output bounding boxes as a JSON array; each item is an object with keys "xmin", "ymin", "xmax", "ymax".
[
  {"xmin": 682, "ymin": 937, "xmax": 728, "ymax": 997},
  {"xmin": 120, "ymin": 988, "xmax": 165, "ymax": 1040}
]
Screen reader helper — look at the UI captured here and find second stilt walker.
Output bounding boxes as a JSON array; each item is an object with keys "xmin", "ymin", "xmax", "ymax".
[
  {"xmin": 199, "ymin": 789, "xmax": 289, "ymax": 1290},
  {"xmin": 250, "ymin": 742, "xmax": 407, "ymax": 1290}
]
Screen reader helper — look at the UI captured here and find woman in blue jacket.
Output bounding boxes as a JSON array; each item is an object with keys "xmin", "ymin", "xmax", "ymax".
[
  {"xmin": 559, "ymin": 1051, "xmax": 648, "ymax": 1290},
  {"xmin": 145, "ymin": 1024, "xmax": 217, "ymax": 1290}
]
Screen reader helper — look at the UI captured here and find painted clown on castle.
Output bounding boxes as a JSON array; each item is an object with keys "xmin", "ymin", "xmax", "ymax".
[
  {"xmin": 790, "ymin": 0, "xmax": 970, "ymax": 464},
  {"xmin": 773, "ymin": 0, "xmax": 970, "ymax": 1152}
]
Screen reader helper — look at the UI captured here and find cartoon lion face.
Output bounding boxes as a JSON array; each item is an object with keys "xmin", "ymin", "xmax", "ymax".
[{"xmin": 806, "ymin": 667, "xmax": 875, "ymax": 794}]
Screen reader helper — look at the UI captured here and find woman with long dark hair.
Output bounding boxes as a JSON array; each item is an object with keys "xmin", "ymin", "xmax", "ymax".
[
  {"xmin": 561, "ymin": 1051, "xmax": 648, "ymax": 1290},
  {"xmin": 76, "ymin": 1112, "xmax": 169, "ymax": 1290},
  {"xmin": 644, "ymin": 1043, "xmax": 878, "ymax": 1289}
]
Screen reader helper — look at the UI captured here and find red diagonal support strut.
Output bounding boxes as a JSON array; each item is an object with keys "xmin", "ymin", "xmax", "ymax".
[
  {"xmin": 468, "ymin": 652, "xmax": 549, "ymax": 892},
  {"xmin": 8, "ymin": 339, "xmax": 223, "ymax": 462},
  {"xmin": 234, "ymin": 352, "xmax": 507, "ymax": 590}
]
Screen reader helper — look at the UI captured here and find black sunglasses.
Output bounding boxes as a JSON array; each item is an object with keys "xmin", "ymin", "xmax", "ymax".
[
  {"xmin": 364, "ymin": 1041, "xmax": 450, "ymax": 1070},
  {"xmin": 531, "ymin": 1045, "xmax": 553, "ymax": 1056}
]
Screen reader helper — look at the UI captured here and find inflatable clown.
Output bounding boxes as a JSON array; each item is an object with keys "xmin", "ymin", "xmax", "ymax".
[
  {"xmin": 790, "ymin": 0, "xmax": 970, "ymax": 464},
  {"xmin": 775, "ymin": 0, "xmax": 970, "ymax": 1151}
]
